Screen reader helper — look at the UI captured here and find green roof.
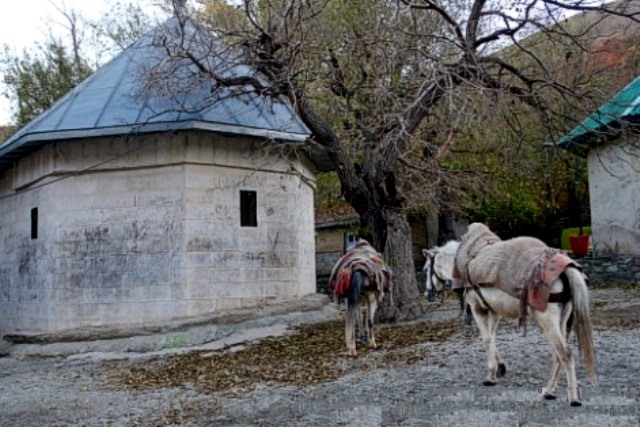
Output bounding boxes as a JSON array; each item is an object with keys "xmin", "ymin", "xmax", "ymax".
[{"xmin": 557, "ymin": 76, "xmax": 640, "ymax": 155}]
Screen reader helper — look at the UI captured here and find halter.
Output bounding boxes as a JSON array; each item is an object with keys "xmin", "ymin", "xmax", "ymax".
[{"xmin": 425, "ymin": 253, "xmax": 450, "ymax": 302}]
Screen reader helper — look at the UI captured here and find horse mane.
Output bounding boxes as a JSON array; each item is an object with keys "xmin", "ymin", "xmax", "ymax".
[{"xmin": 439, "ymin": 240, "xmax": 460, "ymax": 255}]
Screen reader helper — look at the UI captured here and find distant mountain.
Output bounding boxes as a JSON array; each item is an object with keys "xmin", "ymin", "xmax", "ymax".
[
  {"xmin": 494, "ymin": 0, "xmax": 640, "ymax": 103},
  {"xmin": 557, "ymin": 0, "xmax": 640, "ymax": 84},
  {"xmin": 557, "ymin": 0, "xmax": 640, "ymax": 39}
]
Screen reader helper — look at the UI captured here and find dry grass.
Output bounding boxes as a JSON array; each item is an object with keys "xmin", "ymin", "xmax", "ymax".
[
  {"xmin": 106, "ymin": 287, "xmax": 640, "ymax": 395},
  {"xmin": 107, "ymin": 318, "xmax": 462, "ymax": 394}
]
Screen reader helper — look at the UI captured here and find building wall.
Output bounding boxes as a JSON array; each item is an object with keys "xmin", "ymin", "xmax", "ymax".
[
  {"xmin": 316, "ymin": 226, "xmax": 351, "ymax": 254},
  {"xmin": 587, "ymin": 137, "xmax": 640, "ymax": 255},
  {"xmin": 0, "ymin": 132, "xmax": 316, "ymax": 334},
  {"xmin": 182, "ymin": 135, "xmax": 316, "ymax": 315}
]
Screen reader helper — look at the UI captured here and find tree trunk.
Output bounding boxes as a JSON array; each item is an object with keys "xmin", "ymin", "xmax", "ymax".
[{"xmin": 375, "ymin": 207, "xmax": 425, "ymax": 322}]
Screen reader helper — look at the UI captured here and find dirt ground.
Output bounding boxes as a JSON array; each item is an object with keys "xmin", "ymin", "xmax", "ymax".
[{"xmin": 0, "ymin": 287, "xmax": 638, "ymax": 426}]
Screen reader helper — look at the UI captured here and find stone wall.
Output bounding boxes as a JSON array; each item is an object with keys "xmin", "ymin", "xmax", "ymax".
[
  {"xmin": 587, "ymin": 138, "xmax": 640, "ymax": 255},
  {"xmin": 579, "ymin": 255, "xmax": 640, "ymax": 286},
  {"xmin": 0, "ymin": 132, "xmax": 317, "ymax": 334},
  {"xmin": 183, "ymin": 135, "xmax": 317, "ymax": 314},
  {"xmin": 316, "ymin": 251, "xmax": 342, "ymax": 296}
]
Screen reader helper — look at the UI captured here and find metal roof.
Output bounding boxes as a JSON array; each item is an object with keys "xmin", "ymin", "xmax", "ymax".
[
  {"xmin": 557, "ymin": 76, "xmax": 640, "ymax": 155},
  {"xmin": 0, "ymin": 18, "xmax": 333, "ymax": 173}
]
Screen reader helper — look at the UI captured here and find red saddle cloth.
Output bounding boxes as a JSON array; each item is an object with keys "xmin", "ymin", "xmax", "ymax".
[
  {"xmin": 531, "ymin": 252, "xmax": 579, "ymax": 311},
  {"xmin": 329, "ymin": 239, "xmax": 392, "ymax": 300}
]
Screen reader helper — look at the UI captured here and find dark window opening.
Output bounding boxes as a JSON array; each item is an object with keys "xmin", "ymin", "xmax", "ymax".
[
  {"xmin": 344, "ymin": 232, "xmax": 358, "ymax": 252},
  {"xmin": 240, "ymin": 190, "xmax": 257, "ymax": 227},
  {"xmin": 31, "ymin": 207, "xmax": 38, "ymax": 239}
]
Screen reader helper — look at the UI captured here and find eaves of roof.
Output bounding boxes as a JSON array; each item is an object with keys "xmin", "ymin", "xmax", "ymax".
[
  {"xmin": 557, "ymin": 76, "xmax": 640, "ymax": 156},
  {"xmin": 315, "ymin": 217, "xmax": 359, "ymax": 229}
]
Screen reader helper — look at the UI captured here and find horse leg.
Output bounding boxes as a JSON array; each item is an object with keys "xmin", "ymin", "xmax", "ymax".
[
  {"xmin": 542, "ymin": 300, "xmax": 574, "ymax": 400},
  {"xmin": 346, "ymin": 270, "xmax": 365, "ymax": 357},
  {"xmin": 485, "ymin": 310, "xmax": 505, "ymax": 380},
  {"xmin": 345, "ymin": 301, "xmax": 359, "ymax": 356},
  {"xmin": 468, "ymin": 292, "xmax": 501, "ymax": 386},
  {"xmin": 542, "ymin": 356, "xmax": 562, "ymax": 400},
  {"xmin": 534, "ymin": 306, "xmax": 581, "ymax": 406},
  {"xmin": 358, "ymin": 305, "xmax": 368, "ymax": 345},
  {"xmin": 454, "ymin": 288, "xmax": 465, "ymax": 317},
  {"xmin": 345, "ymin": 303, "xmax": 357, "ymax": 357},
  {"xmin": 462, "ymin": 293, "xmax": 473, "ymax": 325},
  {"xmin": 454, "ymin": 288, "xmax": 473, "ymax": 324},
  {"xmin": 487, "ymin": 311, "xmax": 506, "ymax": 378},
  {"xmin": 465, "ymin": 304, "xmax": 474, "ymax": 324},
  {"xmin": 365, "ymin": 292, "xmax": 378, "ymax": 349}
]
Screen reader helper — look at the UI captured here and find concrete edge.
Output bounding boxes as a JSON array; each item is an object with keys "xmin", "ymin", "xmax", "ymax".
[{"xmin": 1, "ymin": 294, "xmax": 334, "ymax": 358}]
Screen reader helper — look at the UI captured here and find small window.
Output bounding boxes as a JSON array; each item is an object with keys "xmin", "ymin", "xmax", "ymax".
[
  {"xmin": 344, "ymin": 232, "xmax": 358, "ymax": 252},
  {"xmin": 31, "ymin": 207, "xmax": 38, "ymax": 239},
  {"xmin": 240, "ymin": 190, "xmax": 257, "ymax": 227}
]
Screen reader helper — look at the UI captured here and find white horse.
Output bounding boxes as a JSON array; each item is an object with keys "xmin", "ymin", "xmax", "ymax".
[
  {"xmin": 422, "ymin": 241, "xmax": 471, "ymax": 321},
  {"xmin": 426, "ymin": 226, "xmax": 595, "ymax": 406}
]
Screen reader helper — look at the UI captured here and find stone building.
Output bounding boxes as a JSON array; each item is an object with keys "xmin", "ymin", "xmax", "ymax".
[
  {"xmin": 558, "ymin": 76, "xmax": 640, "ymax": 256},
  {"xmin": 0, "ymin": 19, "xmax": 330, "ymax": 335}
]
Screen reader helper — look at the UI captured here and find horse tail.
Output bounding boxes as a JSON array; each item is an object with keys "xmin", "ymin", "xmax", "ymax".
[
  {"xmin": 566, "ymin": 266, "xmax": 596, "ymax": 379},
  {"xmin": 348, "ymin": 269, "xmax": 366, "ymax": 310}
]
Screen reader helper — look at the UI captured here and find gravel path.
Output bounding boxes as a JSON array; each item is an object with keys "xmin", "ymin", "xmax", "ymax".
[{"xmin": 0, "ymin": 288, "xmax": 638, "ymax": 426}]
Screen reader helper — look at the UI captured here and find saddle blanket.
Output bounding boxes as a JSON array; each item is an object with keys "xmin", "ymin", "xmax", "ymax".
[
  {"xmin": 329, "ymin": 239, "xmax": 392, "ymax": 301},
  {"xmin": 454, "ymin": 223, "xmax": 580, "ymax": 323}
]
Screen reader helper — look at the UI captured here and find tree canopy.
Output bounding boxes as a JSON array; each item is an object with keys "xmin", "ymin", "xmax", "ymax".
[{"xmin": 147, "ymin": 0, "xmax": 639, "ymax": 320}]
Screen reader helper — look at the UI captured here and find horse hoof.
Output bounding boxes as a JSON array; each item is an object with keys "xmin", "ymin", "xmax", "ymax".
[
  {"xmin": 570, "ymin": 400, "xmax": 582, "ymax": 407},
  {"xmin": 347, "ymin": 349, "xmax": 357, "ymax": 357},
  {"xmin": 543, "ymin": 393, "xmax": 556, "ymax": 400},
  {"xmin": 482, "ymin": 380, "xmax": 496, "ymax": 386},
  {"xmin": 497, "ymin": 363, "xmax": 506, "ymax": 378}
]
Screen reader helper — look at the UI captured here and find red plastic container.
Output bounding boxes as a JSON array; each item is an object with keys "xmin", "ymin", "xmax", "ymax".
[{"xmin": 569, "ymin": 234, "xmax": 590, "ymax": 257}]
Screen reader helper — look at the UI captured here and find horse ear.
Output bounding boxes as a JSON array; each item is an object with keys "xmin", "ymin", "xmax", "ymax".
[{"xmin": 423, "ymin": 249, "xmax": 437, "ymax": 258}]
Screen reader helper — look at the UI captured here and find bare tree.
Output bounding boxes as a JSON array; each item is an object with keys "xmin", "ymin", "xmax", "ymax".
[{"xmin": 146, "ymin": 0, "xmax": 639, "ymax": 320}]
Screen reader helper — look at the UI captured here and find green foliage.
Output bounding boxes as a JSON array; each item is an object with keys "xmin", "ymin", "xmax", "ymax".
[
  {"xmin": 468, "ymin": 178, "xmax": 546, "ymax": 238},
  {"xmin": 88, "ymin": 2, "xmax": 153, "ymax": 53},
  {"xmin": 1, "ymin": 39, "xmax": 93, "ymax": 126},
  {"xmin": 315, "ymin": 172, "xmax": 342, "ymax": 210},
  {"xmin": 0, "ymin": 125, "xmax": 16, "ymax": 143},
  {"xmin": 1, "ymin": 1, "xmax": 154, "ymax": 127}
]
